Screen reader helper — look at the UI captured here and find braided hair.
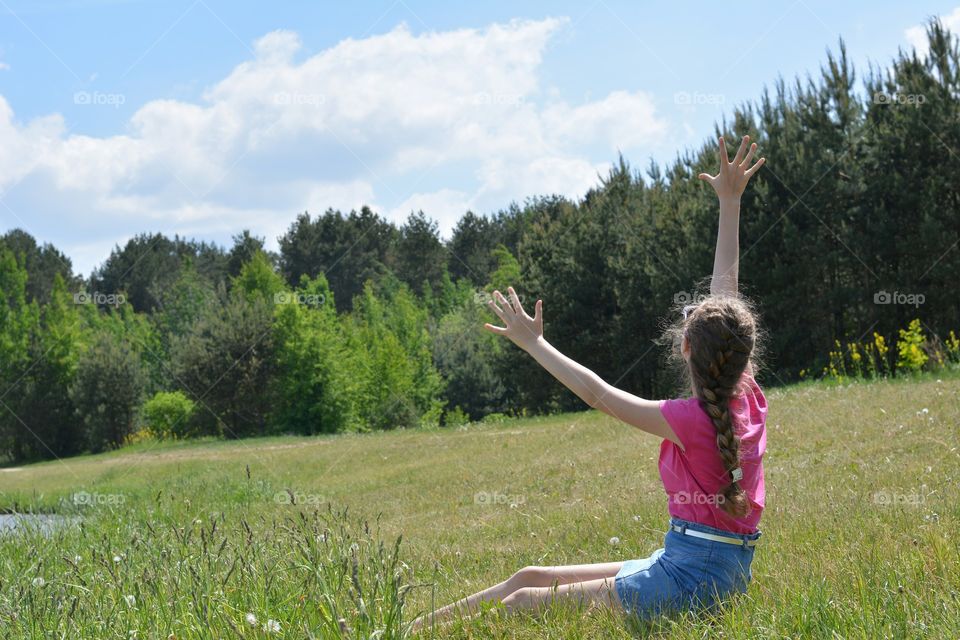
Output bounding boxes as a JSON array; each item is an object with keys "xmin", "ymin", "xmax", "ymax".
[{"xmin": 679, "ymin": 295, "xmax": 757, "ymax": 518}]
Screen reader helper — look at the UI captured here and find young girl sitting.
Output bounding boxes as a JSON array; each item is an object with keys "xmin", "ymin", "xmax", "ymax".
[{"xmin": 413, "ymin": 134, "xmax": 767, "ymax": 630}]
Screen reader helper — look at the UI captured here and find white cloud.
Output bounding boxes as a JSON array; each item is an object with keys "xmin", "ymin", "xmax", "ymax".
[
  {"xmin": 905, "ymin": 7, "xmax": 960, "ymax": 55},
  {"xmin": 388, "ymin": 188, "xmax": 474, "ymax": 233},
  {"xmin": 0, "ymin": 18, "xmax": 668, "ymax": 275}
]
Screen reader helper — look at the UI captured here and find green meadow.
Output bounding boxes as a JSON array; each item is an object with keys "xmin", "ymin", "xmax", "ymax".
[{"xmin": 1, "ymin": 374, "xmax": 958, "ymax": 639}]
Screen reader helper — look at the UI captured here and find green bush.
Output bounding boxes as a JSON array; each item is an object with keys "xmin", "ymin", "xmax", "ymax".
[
  {"xmin": 142, "ymin": 391, "xmax": 196, "ymax": 439},
  {"xmin": 897, "ymin": 319, "xmax": 929, "ymax": 373}
]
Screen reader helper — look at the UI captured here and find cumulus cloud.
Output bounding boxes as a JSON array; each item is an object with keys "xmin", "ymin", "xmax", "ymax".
[
  {"xmin": 905, "ymin": 7, "xmax": 960, "ymax": 55},
  {"xmin": 0, "ymin": 18, "xmax": 667, "ymax": 275}
]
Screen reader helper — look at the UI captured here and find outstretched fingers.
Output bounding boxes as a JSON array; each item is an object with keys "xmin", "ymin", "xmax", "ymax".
[
  {"xmin": 732, "ymin": 135, "xmax": 749, "ymax": 165},
  {"xmin": 485, "ymin": 295, "xmax": 510, "ymax": 335},
  {"xmin": 494, "ymin": 290, "xmax": 514, "ymax": 316},
  {"xmin": 507, "ymin": 286, "xmax": 526, "ymax": 317},
  {"xmin": 744, "ymin": 156, "xmax": 766, "ymax": 177},
  {"xmin": 487, "ymin": 297, "xmax": 506, "ymax": 321},
  {"xmin": 483, "ymin": 322, "xmax": 508, "ymax": 335},
  {"xmin": 740, "ymin": 142, "xmax": 757, "ymax": 168}
]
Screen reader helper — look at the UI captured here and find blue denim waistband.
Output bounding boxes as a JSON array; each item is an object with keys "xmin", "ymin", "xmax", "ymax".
[{"xmin": 669, "ymin": 517, "xmax": 762, "ymax": 542}]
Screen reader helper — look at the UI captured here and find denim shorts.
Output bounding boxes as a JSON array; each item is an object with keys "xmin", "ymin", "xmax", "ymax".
[{"xmin": 614, "ymin": 517, "xmax": 760, "ymax": 618}]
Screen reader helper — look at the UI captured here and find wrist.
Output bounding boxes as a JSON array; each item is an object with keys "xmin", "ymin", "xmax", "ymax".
[
  {"xmin": 719, "ymin": 194, "xmax": 742, "ymax": 206},
  {"xmin": 521, "ymin": 335, "xmax": 547, "ymax": 353}
]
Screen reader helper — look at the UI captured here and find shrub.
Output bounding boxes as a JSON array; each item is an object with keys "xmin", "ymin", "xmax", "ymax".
[
  {"xmin": 897, "ymin": 319, "xmax": 929, "ymax": 373},
  {"xmin": 443, "ymin": 406, "xmax": 470, "ymax": 427},
  {"xmin": 142, "ymin": 391, "xmax": 196, "ymax": 439}
]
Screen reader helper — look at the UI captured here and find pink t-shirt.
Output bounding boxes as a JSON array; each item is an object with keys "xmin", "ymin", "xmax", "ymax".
[{"xmin": 658, "ymin": 374, "xmax": 767, "ymax": 534}]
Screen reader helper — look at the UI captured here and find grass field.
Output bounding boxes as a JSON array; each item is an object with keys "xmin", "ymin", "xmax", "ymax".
[{"xmin": 1, "ymin": 374, "xmax": 958, "ymax": 639}]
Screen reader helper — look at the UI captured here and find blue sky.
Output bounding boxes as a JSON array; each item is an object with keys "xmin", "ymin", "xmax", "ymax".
[{"xmin": 0, "ymin": 0, "xmax": 957, "ymax": 275}]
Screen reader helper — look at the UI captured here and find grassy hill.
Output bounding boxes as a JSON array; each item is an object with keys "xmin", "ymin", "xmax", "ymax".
[{"xmin": 1, "ymin": 375, "xmax": 958, "ymax": 638}]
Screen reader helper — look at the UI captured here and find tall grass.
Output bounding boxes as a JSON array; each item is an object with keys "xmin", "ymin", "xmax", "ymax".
[
  {"xmin": 1, "ymin": 375, "xmax": 958, "ymax": 638},
  {"xmin": 0, "ymin": 505, "xmax": 412, "ymax": 638}
]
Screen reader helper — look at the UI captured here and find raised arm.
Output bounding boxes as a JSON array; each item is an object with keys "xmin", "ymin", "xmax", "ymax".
[
  {"xmin": 698, "ymin": 135, "xmax": 765, "ymax": 297},
  {"xmin": 483, "ymin": 287, "xmax": 682, "ymax": 448}
]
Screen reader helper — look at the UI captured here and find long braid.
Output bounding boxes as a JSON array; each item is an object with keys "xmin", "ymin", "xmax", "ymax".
[{"xmin": 684, "ymin": 299, "xmax": 756, "ymax": 518}]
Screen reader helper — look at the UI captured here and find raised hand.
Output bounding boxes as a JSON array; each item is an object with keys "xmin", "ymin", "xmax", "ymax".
[
  {"xmin": 699, "ymin": 135, "xmax": 765, "ymax": 200},
  {"xmin": 483, "ymin": 286, "xmax": 543, "ymax": 351}
]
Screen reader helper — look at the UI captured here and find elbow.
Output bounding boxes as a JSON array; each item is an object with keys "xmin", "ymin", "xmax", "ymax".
[
  {"xmin": 584, "ymin": 392, "xmax": 600, "ymax": 409},
  {"xmin": 583, "ymin": 381, "xmax": 604, "ymax": 409}
]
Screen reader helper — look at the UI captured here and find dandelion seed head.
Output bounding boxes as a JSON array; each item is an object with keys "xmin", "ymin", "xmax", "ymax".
[
  {"xmin": 264, "ymin": 619, "xmax": 281, "ymax": 633},
  {"xmin": 244, "ymin": 613, "xmax": 257, "ymax": 627}
]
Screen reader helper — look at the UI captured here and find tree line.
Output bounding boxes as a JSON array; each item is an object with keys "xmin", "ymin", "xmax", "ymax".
[{"xmin": 1, "ymin": 22, "xmax": 958, "ymax": 462}]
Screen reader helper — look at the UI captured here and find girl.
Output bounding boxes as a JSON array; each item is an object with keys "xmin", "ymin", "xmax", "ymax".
[{"xmin": 413, "ymin": 135, "xmax": 767, "ymax": 630}]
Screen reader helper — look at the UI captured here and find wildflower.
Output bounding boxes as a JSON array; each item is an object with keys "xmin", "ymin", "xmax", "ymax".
[
  {"xmin": 74, "ymin": 555, "xmax": 82, "ymax": 563},
  {"xmin": 244, "ymin": 613, "xmax": 257, "ymax": 627},
  {"xmin": 113, "ymin": 555, "xmax": 122, "ymax": 563},
  {"xmin": 609, "ymin": 536, "xmax": 620, "ymax": 546},
  {"xmin": 32, "ymin": 577, "xmax": 46, "ymax": 587},
  {"xmin": 263, "ymin": 619, "xmax": 281, "ymax": 633},
  {"xmin": 124, "ymin": 595, "xmax": 136, "ymax": 607},
  {"xmin": 633, "ymin": 515, "xmax": 642, "ymax": 522}
]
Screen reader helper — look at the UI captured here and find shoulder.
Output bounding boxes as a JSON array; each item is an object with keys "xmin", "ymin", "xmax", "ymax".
[
  {"xmin": 738, "ymin": 373, "xmax": 768, "ymax": 413},
  {"xmin": 660, "ymin": 396, "xmax": 702, "ymax": 421}
]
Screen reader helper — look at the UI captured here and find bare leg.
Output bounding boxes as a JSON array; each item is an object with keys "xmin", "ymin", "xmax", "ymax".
[
  {"xmin": 501, "ymin": 576, "xmax": 621, "ymax": 614},
  {"xmin": 411, "ymin": 562, "xmax": 623, "ymax": 632}
]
